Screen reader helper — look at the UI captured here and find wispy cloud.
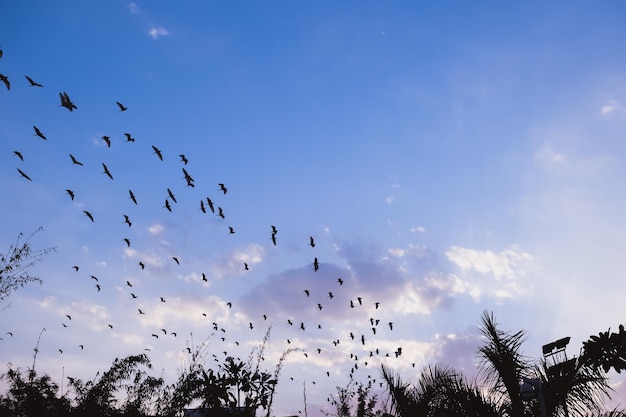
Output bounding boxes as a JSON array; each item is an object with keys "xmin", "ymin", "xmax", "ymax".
[
  {"xmin": 148, "ymin": 27, "xmax": 170, "ymax": 40},
  {"xmin": 128, "ymin": 2, "xmax": 140, "ymax": 14}
]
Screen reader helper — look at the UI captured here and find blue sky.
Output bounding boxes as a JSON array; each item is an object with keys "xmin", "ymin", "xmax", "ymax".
[{"xmin": 2, "ymin": 1, "xmax": 626, "ymax": 415}]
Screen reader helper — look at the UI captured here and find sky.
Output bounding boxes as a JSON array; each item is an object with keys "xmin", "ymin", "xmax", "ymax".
[{"xmin": 2, "ymin": 1, "xmax": 626, "ymax": 415}]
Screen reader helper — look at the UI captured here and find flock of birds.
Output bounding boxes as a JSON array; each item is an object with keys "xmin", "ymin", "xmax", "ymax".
[{"xmin": 1, "ymin": 48, "xmax": 410, "ymax": 403}]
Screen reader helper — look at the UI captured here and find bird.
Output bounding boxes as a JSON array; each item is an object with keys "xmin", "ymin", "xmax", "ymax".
[
  {"xmin": 199, "ymin": 200, "xmax": 206, "ymax": 213},
  {"xmin": 126, "ymin": 281, "xmax": 132, "ymax": 287},
  {"xmin": 164, "ymin": 199, "xmax": 172, "ymax": 212},
  {"xmin": 179, "ymin": 154, "xmax": 188, "ymax": 164},
  {"xmin": 228, "ymin": 226, "xmax": 235, "ymax": 234},
  {"xmin": 337, "ymin": 278, "xmax": 344, "ymax": 286},
  {"xmin": 131, "ymin": 293, "xmax": 137, "ymax": 299},
  {"xmin": 172, "ymin": 256, "xmax": 180, "ymax": 265},
  {"xmin": 66, "ymin": 315, "xmax": 72, "ymax": 320},
  {"xmin": 115, "ymin": 101, "xmax": 127, "ymax": 111},
  {"xmin": 388, "ymin": 322, "xmax": 393, "ymax": 330},
  {"xmin": 304, "ymin": 290, "xmax": 310, "ymax": 297},
  {"xmin": 69, "ymin": 154, "xmax": 84, "ymax": 166},
  {"xmin": 83, "ymin": 210, "xmax": 94, "ymax": 222},
  {"xmin": 271, "ymin": 233, "xmax": 277, "ymax": 246},
  {"xmin": 201, "ymin": 273, "xmax": 207, "ymax": 282},
  {"xmin": 138, "ymin": 262, "xmax": 145, "ymax": 270},
  {"xmin": 206, "ymin": 197, "xmax": 214, "ymax": 213},
  {"xmin": 90, "ymin": 275, "xmax": 98, "ymax": 281},
  {"xmin": 102, "ymin": 163, "xmax": 113, "ymax": 180},
  {"xmin": 160, "ymin": 297, "xmax": 166, "ymax": 302},
  {"xmin": 152, "ymin": 145, "xmax": 163, "ymax": 161},
  {"xmin": 33, "ymin": 125, "xmax": 47, "ymax": 140},
  {"xmin": 167, "ymin": 188, "xmax": 177, "ymax": 203},
  {"xmin": 96, "ymin": 284, "xmax": 101, "ymax": 292},
  {"xmin": 123, "ymin": 215, "xmax": 132, "ymax": 227},
  {"xmin": 59, "ymin": 349, "xmax": 63, "ymax": 354},
  {"xmin": 357, "ymin": 297, "xmax": 363, "ymax": 305},
  {"xmin": 101, "ymin": 136, "xmax": 111, "ymax": 147},
  {"xmin": 217, "ymin": 207, "xmax": 225, "ymax": 219},
  {"xmin": 25, "ymin": 75, "xmax": 43, "ymax": 87},
  {"xmin": 13, "ymin": 151, "xmax": 23, "ymax": 161},
  {"xmin": 138, "ymin": 309, "xmax": 144, "ymax": 315},
  {"xmin": 313, "ymin": 257, "xmax": 319, "ymax": 271},
  {"xmin": 309, "ymin": 236, "xmax": 315, "ymax": 247},
  {"xmin": 124, "ymin": 133, "xmax": 135, "ymax": 142},
  {"xmin": 59, "ymin": 92, "xmax": 77, "ymax": 111},
  {"xmin": 244, "ymin": 263, "xmax": 249, "ymax": 270},
  {"xmin": 72, "ymin": 266, "xmax": 79, "ymax": 272},
  {"xmin": 151, "ymin": 333, "xmax": 159, "ymax": 338},
  {"xmin": 128, "ymin": 189, "xmax": 137, "ymax": 204},
  {"xmin": 17, "ymin": 168, "xmax": 32, "ymax": 181},
  {"xmin": 219, "ymin": 183, "xmax": 228, "ymax": 194},
  {"xmin": 0, "ymin": 74, "xmax": 9, "ymax": 90},
  {"xmin": 79, "ymin": 345, "xmax": 84, "ymax": 350},
  {"xmin": 182, "ymin": 168, "xmax": 195, "ymax": 186}
]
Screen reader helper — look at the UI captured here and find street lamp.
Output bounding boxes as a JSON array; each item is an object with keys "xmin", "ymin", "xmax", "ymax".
[{"xmin": 520, "ymin": 377, "xmax": 548, "ymax": 417}]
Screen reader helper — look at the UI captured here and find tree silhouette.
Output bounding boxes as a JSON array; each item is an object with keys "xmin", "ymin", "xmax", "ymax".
[{"xmin": 0, "ymin": 227, "xmax": 55, "ymax": 308}]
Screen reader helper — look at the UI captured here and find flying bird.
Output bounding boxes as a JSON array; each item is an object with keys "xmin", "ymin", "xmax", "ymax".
[
  {"xmin": 313, "ymin": 257, "xmax": 319, "ymax": 271},
  {"xmin": 115, "ymin": 101, "xmax": 127, "ymax": 111},
  {"xmin": 206, "ymin": 197, "xmax": 214, "ymax": 213},
  {"xmin": 179, "ymin": 154, "xmax": 188, "ymax": 164},
  {"xmin": 72, "ymin": 266, "xmax": 79, "ymax": 272},
  {"xmin": 25, "ymin": 75, "xmax": 43, "ymax": 87},
  {"xmin": 126, "ymin": 281, "xmax": 132, "ymax": 287},
  {"xmin": 228, "ymin": 226, "xmax": 235, "ymax": 234},
  {"xmin": 102, "ymin": 163, "xmax": 113, "ymax": 180},
  {"xmin": 167, "ymin": 188, "xmax": 177, "ymax": 203},
  {"xmin": 219, "ymin": 183, "xmax": 228, "ymax": 194},
  {"xmin": 138, "ymin": 262, "xmax": 145, "ymax": 270},
  {"xmin": 17, "ymin": 168, "xmax": 32, "ymax": 181},
  {"xmin": 0, "ymin": 74, "xmax": 9, "ymax": 90},
  {"xmin": 337, "ymin": 278, "xmax": 344, "ymax": 286},
  {"xmin": 130, "ymin": 293, "xmax": 137, "ymax": 299},
  {"xmin": 152, "ymin": 145, "xmax": 163, "ymax": 161},
  {"xmin": 123, "ymin": 238, "xmax": 131, "ymax": 247},
  {"xmin": 124, "ymin": 133, "xmax": 135, "ymax": 142},
  {"xmin": 309, "ymin": 236, "xmax": 315, "ymax": 247},
  {"xmin": 59, "ymin": 92, "xmax": 77, "ymax": 111},
  {"xmin": 13, "ymin": 151, "xmax": 23, "ymax": 161},
  {"xmin": 244, "ymin": 263, "xmax": 249, "ymax": 270},
  {"xmin": 128, "ymin": 189, "xmax": 137, "ymax": 204},
  {"xmin": 101, "ymin": 136, "xmax": 111, "ymax": 147},
  {"xmin": 172, "ymin": 256, "xmax": 180, "ymax": 265},
  {"xmin": 33, "ymin": 125, "xmax": 47, "ymax": 140},
  {"xmin": 66, "ymin": 315, "xmax": 72, "ymax": 320},
  {"xmin": 199, "ymin": 200, "xmax": 206, "ymax": 213},
  {"xmin": 123, "ymin": 215, "xmax": 132, "ymax": 227},
  {"xmin": 69, "ymin": 154, "xmax": 83, "ymax": 166},
  {"xmin": 217, "ymin": 207, "xmax": 225, "ymax": 219},
  {"xmin": 83, "ymin": 210, "xmax": 94, "ymax": 222}
]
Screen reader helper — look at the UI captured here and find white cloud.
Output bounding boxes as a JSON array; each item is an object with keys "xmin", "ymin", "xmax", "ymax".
[
  {"xmin": 385, "ymin": 196, "xmax": 395, "ymax": 205},
  {"xmin": 148, "ymin": 27, "xmax": 170, "ymax": 40},
  {"xmin": 601, "ymin": 100, "xmax": 622, "ymax": 117},
  {"xmin": 128, "ymin": 2, "xmax": 140, "ymax": 14},
  {"xmin": 148, "ymin": 223, "xmax": 165, "ymax": 235},
  {"xmin": 535, "ymin": 143, "xmax": 565, "ymax": 165},
  {"xmin": 410, "ymin": 226, "xmax": 426, "ymax": 233}
]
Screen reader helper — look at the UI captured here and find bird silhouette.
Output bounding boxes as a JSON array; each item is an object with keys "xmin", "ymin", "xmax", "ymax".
[
  {"xmin": 17, "ymin": 168, "xmax": 32, "ymax": 181},
  {"xmin": 206, "ymin": 197, "xmax": 214, "ymax": 213},
  {"xmin": 128, "ymin": 189, "xmax": 137, "ymax": 204},
  {"xmin": 179, "ymin": 154, "xmax": 188, "ymax": 164},
  {"xmin": 101, "ymin": 136, "xmax": 111, "ymax": 147},
  {"xmin": 271, "ymin": 233, "xmax": 277, "ymax": 246},
  {"xmin": 152, "ymin": 145, "xmax": 163, "ymax": 161},
  {"xmin": 217, "ymin": 207, "xmax": 225, "ymax": 219},
  {"xmin": 25, "ymin": 75, "xmax": 43, "ymax": 87},
  {"xmin": 59, "ymin": 92, "xmax": 77, "ymax": 111},
  {"xmin": 79, "ymin": 344, "xmax": 84, "ymax": 350},
  {"xmin": 124, "ymin": 133, "xmax": 135, "ymax": 142},
  {"xmin": 115, "ymin": 101, "xmax": 127, "ymax": 111},
  {"xmin": 219, "ymin": 183, "xmax": 228, "ymax": 194},
  {"xmin": 72, "ymin": 266, "xmax": 79, "ymax": 272},
  {"xmin": 313, "ymin": 257, "xmax": 319, "ymax": 271},
  {"xmin": 138, "ymin": 262, "xmax": 145, "ymax": 270},
  {"xmin": 228, "ymin": 226, "xmax": 235, "ymax": 234},
  {"xmin": 138, "ymin": 309, "xmax": 145, "ymax": 315},
  {"xmin": 304, "ymin": 290, "xmax": 310, "ymax": 297},
  {"xmin": 309, "ymin": 236, "xmax": 315, "ymax": 247},
  {"xmin": 123, "ymin": 215, "xmax": 132, "ymax": 227},
  {"xmin": 337, "ymin": 278, "xmax": 344, "ymax": 286},
  {"xmin": 167, "ymin": 188, "xmax": 177, "ymax": 203},
  {"xmin": 33, "ymin": 126, "xmax": 47, "ymax": 140},
  {"xmin": 0, "ymin": 74, "xmax": 9, "ymax": 90},
  {"xmin": 66, "ymin": 315, "xmax": 72, "ymax": 320},
  {"xmin": 102, "ymin": 163, "xmax": 113, "ymax": 180},
  {"xmin": 69, "ymin": 154, "xmax": 84, "ymax": 166},
  {"xmin": 199, "ymin": 200, "xmax": 206, "ymax": 213},
  {"xmin": 83, "ymin": 210, "xmax": 94, "ymax": 222},
  {"xmin": 164, "ymin": 199, "xmax": 172, "ymax": 212},
  {"xmin": 123, "ymin": 238, "xmax": 131, "ymax": 247},
  {"xmin": 172, "ymin": 256, "xmax": 180, "ymax": 265},
  {"xmin": 160, "ymin": 297, "xmax": 166, "ymax": 302},
  {"xmin": 13, "ymin": 151, "xmax": 24, "ymax": 161},
  {"xmin": 244, "ymin": 263, "xmax": 249, "ymax": 270},
  {"xmin": 126, "ymin": 281, "xmax": 132, "ymax": 287}
]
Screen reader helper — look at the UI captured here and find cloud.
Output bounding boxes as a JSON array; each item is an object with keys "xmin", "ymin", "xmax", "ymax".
[
  {"xmin": 600, "ymin": 100, "xmax": 623, "ymax": 118},
  {"xmin": 128, "ymin": 2, "xmax": 140, "ymax": 14},
  {"xmin": 148, "ymin": 27, "xmax": 170, "ymax": 40},
  {"xmin": 444, "ymin": 245, "xmax": 535, "ymax": 301}
]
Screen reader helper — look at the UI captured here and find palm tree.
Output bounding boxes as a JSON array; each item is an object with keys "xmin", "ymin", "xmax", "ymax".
[{"xmin": 381, "ymin": 362, "xmax": 501, "ymax": 417}]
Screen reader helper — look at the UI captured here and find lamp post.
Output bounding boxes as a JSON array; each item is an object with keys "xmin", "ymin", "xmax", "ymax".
[{"xmin": 520, "ymin": 377, "xmax": 548, "ymax": 417}]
